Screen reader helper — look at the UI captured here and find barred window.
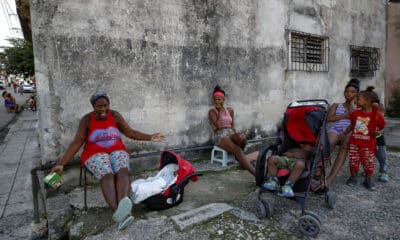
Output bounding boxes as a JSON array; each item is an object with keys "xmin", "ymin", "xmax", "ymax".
[
  {"xmin": 350, "ymin": 46, "xmax": 380, "ymax": 77},
  {"xmin": 288, "ymin": 31, "xmax": 329, "ymax": 72}
]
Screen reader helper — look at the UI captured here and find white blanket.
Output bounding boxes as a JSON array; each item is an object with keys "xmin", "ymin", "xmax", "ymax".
[{"xmin": 130, "ymin": 163, "xmax": 178, "ymax": 204}]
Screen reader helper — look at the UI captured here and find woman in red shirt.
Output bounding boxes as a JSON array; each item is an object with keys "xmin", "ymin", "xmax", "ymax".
[{"xmin": 51, "ymin": 91, "xmax": 165, "ymax": 229}]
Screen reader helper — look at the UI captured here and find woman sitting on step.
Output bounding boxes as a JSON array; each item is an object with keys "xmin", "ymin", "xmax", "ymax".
[
  {"xmin": 51, "ymin": 91, "xmax": 166, "ymax": 230},
  {"xmin": 208, "ymin": 85, "xmax": 258, "ymax": 176}
]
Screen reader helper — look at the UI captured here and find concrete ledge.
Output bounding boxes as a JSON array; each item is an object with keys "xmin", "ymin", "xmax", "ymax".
[{"xmin": 170, "ymin": 203, "xmax": 233, "ymax": 230}]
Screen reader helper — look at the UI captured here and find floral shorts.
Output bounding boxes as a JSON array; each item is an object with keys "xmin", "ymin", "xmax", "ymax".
[
  {"xmin": 213, "ymin": 128, "xmax": 234, "ymax": 145},
  {"xmin": 85, "ymin": 150, "xmax": 130, "ymax": 179}
]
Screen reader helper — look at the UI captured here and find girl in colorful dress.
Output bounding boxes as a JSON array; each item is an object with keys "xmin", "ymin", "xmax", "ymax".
[{"xmin": 340, "ymin": 86, "xmax": 386, "ymax": 190}]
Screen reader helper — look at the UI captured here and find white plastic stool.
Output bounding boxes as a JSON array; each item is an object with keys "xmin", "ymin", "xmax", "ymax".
[{"xmin": 211, "ymin": 146, "xmax": 235, "ymax": 167}]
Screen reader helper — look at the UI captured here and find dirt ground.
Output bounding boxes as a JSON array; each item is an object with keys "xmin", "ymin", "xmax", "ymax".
[{"xmin": 67, "ymin": 151, "xmax": 400, "ymax": 240}]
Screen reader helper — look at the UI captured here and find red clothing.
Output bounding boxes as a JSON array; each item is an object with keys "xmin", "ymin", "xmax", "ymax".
[
  {"xmin": 81, "ymin": 111, "xmax": 128, "ymax": 166},
  {"xmin": 348, "ymin": 108, "xmax": 385, "ymax": 149},
  {"xmin": 349, "ymin": 144, "xmax": 374, "ymax": 175}
]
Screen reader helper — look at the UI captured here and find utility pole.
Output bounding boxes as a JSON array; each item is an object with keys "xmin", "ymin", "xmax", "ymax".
[{"xmin": 0, "ymin": 0, "xmax": 23, "ymax": 39}]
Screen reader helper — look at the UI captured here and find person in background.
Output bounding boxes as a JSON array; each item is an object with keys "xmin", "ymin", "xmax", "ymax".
[
  {"xmin": 340, "ymin": 86, "xmax": 385, "ymax": 190},
  {"xmin": 208, "ymin": 85, "xmax": 257, "ymax": 176},
  {"xmin": 12, "ymin": 82, "xmax": 17, "ymax": 93},
  {"xmin": 51, "ymin": 91, "xmax": 166, "ymax": 230},
  {"xmin": 28, "ymin": 94, "xmax": 37, "ymax": 111},
  {"xmin": 2, "ymin": 91, "xmax": 19, "ymax": 113},
  {"xmin": 371, "ymin": 90, "xmax": 389, "ymax": 183}
]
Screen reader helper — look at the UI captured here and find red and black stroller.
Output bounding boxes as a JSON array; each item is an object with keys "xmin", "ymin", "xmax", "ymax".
[
  {"xmin": 130, "ymin": 150, "xmax": 201, "ymax": 211},
  {"xmin": 254, "ymin": 99, "xmax": 336, "ymax": 237}
]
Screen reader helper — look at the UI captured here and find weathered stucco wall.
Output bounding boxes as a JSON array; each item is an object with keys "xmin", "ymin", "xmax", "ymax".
[
  {"xmin": 386, "ymin": 2, "xmax": 400, "ymax": 107},
  {"xmin": 31, "ymin": 0, "xmax": 386, "ymax": 162}
]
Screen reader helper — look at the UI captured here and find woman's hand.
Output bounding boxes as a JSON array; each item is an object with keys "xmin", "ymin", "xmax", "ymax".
[
  {"xmin": 51, "ymin": 164, "xmax": 64, "ymax": 175},
  {"xmin": 151, "ymin": 133, "xmax": 166, "ymax": 142}
]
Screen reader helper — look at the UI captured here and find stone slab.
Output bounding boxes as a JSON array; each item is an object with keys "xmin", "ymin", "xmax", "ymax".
[
  {"xmin": 170, "ymin": 203, "xmax": 233, "ymax": 230},
  {"xmin": 68, "ymin": 187, "xmax": 108, "ymax": 209}
]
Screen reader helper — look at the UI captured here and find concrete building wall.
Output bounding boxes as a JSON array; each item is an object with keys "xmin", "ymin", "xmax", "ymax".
[
  {"xmin": 386, "ymin": 2, "xmax": 400, "ymax": 108},
  {"xmin": 30, "ymin": 0, "xmax": 387, "ymax": 162}
]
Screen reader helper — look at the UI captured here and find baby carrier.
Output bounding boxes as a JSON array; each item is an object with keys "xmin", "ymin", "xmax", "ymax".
[
  {"xmin": 254, "ymin": 99, "xmax": 337, "ymax": 237},
  {"xmin": 131, "ymin": 150, "xmax": 201, "ymax": 211}
]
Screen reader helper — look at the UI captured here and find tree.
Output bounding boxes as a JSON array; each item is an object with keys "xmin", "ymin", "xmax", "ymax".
[{"xmin": 2, "ymin": 38, "xmax": 34, "ymax": 76}]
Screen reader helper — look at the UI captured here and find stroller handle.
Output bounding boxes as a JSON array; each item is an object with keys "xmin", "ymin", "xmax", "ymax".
[{"xmin": 288, "ymin": 99, "xmax": 329, "ymax": 109}]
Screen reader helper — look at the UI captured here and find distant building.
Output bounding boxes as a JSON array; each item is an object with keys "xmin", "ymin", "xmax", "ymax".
[{"xmin": 386, "ymin": 0, "xmax": 400, "ymax": 109}]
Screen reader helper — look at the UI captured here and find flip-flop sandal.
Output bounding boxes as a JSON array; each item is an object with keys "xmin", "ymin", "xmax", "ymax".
[
  {"xmin": 118, "ymin": 215, "xmax": 134, "ymax": 230},
  {"xmin": 112, "ymin": 197, "xmax": 132, "ymax": 223}
]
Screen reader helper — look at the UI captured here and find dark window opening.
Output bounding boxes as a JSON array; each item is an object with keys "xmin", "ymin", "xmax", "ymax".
[
  {"xmin": 288, "ymin": 31, "xmax": 329, "ymax": 72},
  {"xmin": 350, "ymin": 46, "xmax": 380, "ymax": 78}
]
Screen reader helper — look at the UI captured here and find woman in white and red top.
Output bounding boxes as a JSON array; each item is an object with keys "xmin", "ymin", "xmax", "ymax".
[
  {"xmin": 208, "ymin": 85, "xmax": 257, "ymax": 176},
  {"xmin": 51, "ymin": 91, "xmax": 165, "ymax": 230}
]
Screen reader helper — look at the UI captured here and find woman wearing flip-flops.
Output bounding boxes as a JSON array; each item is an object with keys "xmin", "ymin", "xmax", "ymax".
[{"xmin": 51, "ymin": 91, "xmax": 166, "ymax": 230}]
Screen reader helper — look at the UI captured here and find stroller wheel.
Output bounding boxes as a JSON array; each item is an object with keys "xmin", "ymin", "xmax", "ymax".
[
  {"xmin": 326, "ymin": 191, "xmax": 337, "ymax": 209},
  {"xmin": 298, "ymin": 215, "xmax": 320, "ymax": 237},
  {"xmin": 303, "ymin": 210, "xmax": 321, "ymax": 225},
  {"xmin": 255, "ymin": 200, "xmax": 273, "ymax": 218}
]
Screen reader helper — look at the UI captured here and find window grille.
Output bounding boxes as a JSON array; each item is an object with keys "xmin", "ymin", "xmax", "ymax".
[
  {"xmin": 288, "ymin": 30, "xmax": 329, "ymax": 72},
  {"xmin": 350, "ymin": 46, "xmax": 380, "ymax": 78}
]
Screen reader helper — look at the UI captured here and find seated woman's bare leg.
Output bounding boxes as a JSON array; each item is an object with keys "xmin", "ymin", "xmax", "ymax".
[
  {"xmin": 219, "ymin": 136, "xmax": 256, "ymax": 176},
  {"xmin": 116, "ymin": 168, "xmax": 130, "ymax": 202},
  {"xmin": 100, "ymin": 174, "xmax": 118, "ymax": 211},
  {"xmin": 326, "ymin": 133, "xmax": 349, "ymax": 187},
  {"xmin": 246, "ymin": 151, "xmax": 259, "ymax": 162}
]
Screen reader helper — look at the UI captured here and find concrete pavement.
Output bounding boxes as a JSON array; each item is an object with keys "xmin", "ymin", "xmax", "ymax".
[{"xmin": 0, "ymin": 103, "xmax": 41, "ymax": 239}]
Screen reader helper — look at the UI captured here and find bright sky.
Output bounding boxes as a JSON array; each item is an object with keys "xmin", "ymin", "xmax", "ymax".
[{"xmin": 0, "ymin": 0, "xmax": 23, "ymax": 49}]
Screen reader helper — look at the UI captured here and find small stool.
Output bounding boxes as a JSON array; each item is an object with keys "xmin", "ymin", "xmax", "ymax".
[{"xmin": 211, "ymin": 146, "xmax": 235, "ymax": 167}]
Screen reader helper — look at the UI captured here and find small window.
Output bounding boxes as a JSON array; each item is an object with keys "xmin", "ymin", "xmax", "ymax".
[
  {"xmin": 350, "ymin": 45, "xmax": 380, "ymax": 77},
  {"xmin": 288, "ymin": 30, "xmax": 329, "ymax": 72}
]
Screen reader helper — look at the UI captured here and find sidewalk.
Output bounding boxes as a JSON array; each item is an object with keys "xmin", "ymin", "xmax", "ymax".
[{"xmin": 0, "ymin": 109, "xmax": 40, "ymax": 239}]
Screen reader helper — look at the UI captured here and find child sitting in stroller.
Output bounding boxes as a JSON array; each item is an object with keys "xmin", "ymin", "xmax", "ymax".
[{"xmin": 262, "ymin": 142, "xmax": 313, "ymax": 197}]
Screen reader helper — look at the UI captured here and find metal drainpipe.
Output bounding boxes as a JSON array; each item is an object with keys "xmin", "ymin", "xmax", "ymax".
[{"xmin": 30, "ymin": 137, "xmax": 274, "ymax": 223}]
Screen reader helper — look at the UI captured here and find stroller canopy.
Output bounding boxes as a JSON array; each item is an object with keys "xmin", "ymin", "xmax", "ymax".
[{"xmin": 284, "ymin": 106, "xmax": 326, "ymax": 144}]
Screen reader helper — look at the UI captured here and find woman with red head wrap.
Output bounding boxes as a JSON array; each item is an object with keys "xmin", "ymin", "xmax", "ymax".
[{"xmin": 208, "ymin": 85, "xmax": 257, "ymax": 176}]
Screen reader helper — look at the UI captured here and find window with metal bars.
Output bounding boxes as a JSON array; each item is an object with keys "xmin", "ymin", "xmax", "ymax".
[
  {"xmin": 288, "ymin": 31, "xmax": 329, "ymax": 72},
  {"xmin": 349, "ymin": 46, "xmax": 380, "ymax": 78}
]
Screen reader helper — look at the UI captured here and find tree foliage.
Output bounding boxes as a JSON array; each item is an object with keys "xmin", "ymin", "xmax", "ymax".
[{"xmin": 2, "ymin": 38, "xmax": 34, "ymax": 76}]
